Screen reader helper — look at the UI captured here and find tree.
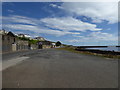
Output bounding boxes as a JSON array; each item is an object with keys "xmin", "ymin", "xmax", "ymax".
[{"xmin": 56, "ymin": 41, "xmax": 62, "ymax": 46}]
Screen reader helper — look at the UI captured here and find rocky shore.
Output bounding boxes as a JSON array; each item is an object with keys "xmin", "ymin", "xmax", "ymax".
[
  {"xmin": 57, "ymin": 46, "xmax": 120, "ymax": 59},
  {"xmin": 75, "ymin": 47, "xmax": 120, "ymax": 56}
]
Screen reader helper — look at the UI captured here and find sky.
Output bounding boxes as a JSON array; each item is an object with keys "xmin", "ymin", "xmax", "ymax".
[{"xmin": 1, "ymin": 2, "xmax": 118, "ymax": 46}]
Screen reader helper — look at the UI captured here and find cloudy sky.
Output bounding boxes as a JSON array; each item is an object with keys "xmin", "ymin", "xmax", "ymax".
[{"xmin": 2, "ymin": 2, "xmax": 118, "ymax": 46}]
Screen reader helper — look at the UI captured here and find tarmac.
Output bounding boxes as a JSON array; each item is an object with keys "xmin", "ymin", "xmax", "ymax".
[{"xmin": 2, "ymin": 48, "xmax": 118, "ymax": 88}]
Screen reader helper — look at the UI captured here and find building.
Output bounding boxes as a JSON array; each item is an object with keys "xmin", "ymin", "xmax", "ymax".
[
  {"xmin": 34, "ymin": 37, "xmax": 45, "ymax": 41},
  {"xmin": 0, "ymin": 29, "xmax": 56, "ymax": 53},
  {"xmin": 17, "ymin": 34, "xmax": 25, "ymax": 38},
  {"xmin": 1, "ymin": 31, "xmax": 17, "ymax": 52},
  {"xmin": 17, "ymin": 40, "xmax": 29, "ymax": 51},
  {"xmin": 1, "ymin": 30, "xmax": 29, "ymax": 53},
  {"xmin": 38, "ymin": 41, "xmax": 52, "ymax": 49},
  {"xmin": 51, "ymin": 42, "xmax": 56, "ymax": 48},
  {"xmin": 17, "ymin": 34, "xmax": 31, "ymax": 39},
  {"xmin": 0, "ymin": 29, "xmax": 8, "ymax": 35}
]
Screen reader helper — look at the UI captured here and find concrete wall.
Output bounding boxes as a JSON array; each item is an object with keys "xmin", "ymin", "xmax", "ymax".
[
  {"xmin": 42, "ymin": 45, "xmax": 52, "ymax": 49},
  {"xmin": 2, "ymin": 34, "xmax": 16, "ymax": 53},
  {"xmin": 30, "ymin": 44, "xmax": 38, "ymax": 50},
  {"xmin": 12, "ymin": 44, "xmax": 17, "ymax": 51},
  {"xmin": 17, "ymin": 40, "xmax": 29, "ymax": 51},
  {"xmin": 1, "ymin": 34, "xmax": 29, "ymax": 53}
]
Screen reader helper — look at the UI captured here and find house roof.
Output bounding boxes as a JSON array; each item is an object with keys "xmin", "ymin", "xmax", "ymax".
[{"xmin": 7, "ymin": 32, "xmax": 15, "ymax": 37}]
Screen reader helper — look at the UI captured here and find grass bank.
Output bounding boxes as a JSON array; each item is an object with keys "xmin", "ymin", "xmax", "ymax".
[{"xmin": 56, "ymin": 46, "xmax": 120, "ymax": 59}]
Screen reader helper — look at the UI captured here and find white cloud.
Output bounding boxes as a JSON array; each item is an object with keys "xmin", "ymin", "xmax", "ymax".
[
  {"xmin": 2, "ymin": 15, "xmax": 102, "ymax": 36},
  {"xmin": 40, "ymin": 17, "xmax": 102, "ymax": 32},
  {"xmin": 88, "ymin": 32, "xmax": 117, "ymax": 41},
  {"xmin": 49, "ymin": 4, "xmax": 58, "ymax": 7},
  {"xmin": 3, "ymin": 24, "xmax": 80, "ymax": 36},
  {"xmin": 8, "ymin": 9, "xmax": 14, "ymax": 13},
  {"xmin": 3, "ymin": 24, "xmax": 38, "ymax": 31},
  {"xmin": 61, "ymin": 2, "xmax": 118, "ymax": 24},
  {"xmin": 2, "ymin": 15, "xmax": 38, "ymax": 25},
  {"xmin": 67, "ymin": 32, "xmax": 117, "ymax": 43},
  {"xmin": 49, "ymin": 4, "xmax": 63, "ymax": 9}
]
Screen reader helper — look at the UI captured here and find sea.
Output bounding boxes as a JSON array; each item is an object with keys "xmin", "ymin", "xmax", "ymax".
[{"xmin": 87, "ymin": 46, "xmax": 120, "ymax": 52}]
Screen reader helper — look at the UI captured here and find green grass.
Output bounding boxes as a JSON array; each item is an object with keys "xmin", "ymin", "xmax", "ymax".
[
  {"xmin": 56, "ymin": 46, "xmax": 120, "ymax": 59},
  {"xmin": 17, "ymin": 37, "xmax": 30, "ymax": 41},
  {"xmin": 17, "ymin": 37, "xmax": 39, "ymax": 44},
  {"xmin": 29, "ymin": 39, "xmax": 39, "ymax": 44}
]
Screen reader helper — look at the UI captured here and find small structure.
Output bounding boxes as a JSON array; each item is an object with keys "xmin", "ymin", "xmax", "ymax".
[
  {"xmin": 55, "ymin": 41, "xmax": 62, "ymax": 47},
  {"xmin": 38, "ymin": 41, "xmax": 52, "ymax": 49},
  {"xmin": 51, "ymin": 42, "xmax": 56, "ymax": 48}
]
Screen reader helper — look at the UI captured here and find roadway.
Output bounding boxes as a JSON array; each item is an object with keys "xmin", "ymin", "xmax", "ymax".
[{"xmin": 2, "ymin": 48, "xmax": 118, "ymax": 88}]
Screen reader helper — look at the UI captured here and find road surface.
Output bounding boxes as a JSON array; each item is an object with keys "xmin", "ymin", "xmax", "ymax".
[{"xmin": 2, "ymin": 48, "xmax": 118, "ymax": 88}]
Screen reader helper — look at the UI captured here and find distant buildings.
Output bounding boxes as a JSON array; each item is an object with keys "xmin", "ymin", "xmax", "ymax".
[
  {"xmin": 0, "ymin": 29, "xmax": 8, "ymax": 34},
  {"xmin": 17, "ymin": 34, "xmax": 32, "ymax": 40},
  {"xmin": 0, "ymin": 29, "xmax": 57, "ymax": 53},
  {"xmin": 51, "ymin": 42, "xmax": 56, "ymax": 48},
  {"xmin": 38, "ymin": 41, "xmax": 52, "ymax": 49},
  {"xmin": 17, "ymin": 34, "xmax": 25, "ymax": 38},
  {"xmin": 34, "ymin": 37, "xmax": 45, "ymax": 41}
]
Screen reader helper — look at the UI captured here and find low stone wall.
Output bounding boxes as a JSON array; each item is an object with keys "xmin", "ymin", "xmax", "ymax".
[
  {"xmin": 17, "ymin": 40, "xmax": 29, "ymax": 51},
  {"xmin": 42, "ymin": 45, "xmax": 52, "ymax": 49},
  {"xmin": 30, "ymin": 44, "xmax": 38, "ymax": 50}
]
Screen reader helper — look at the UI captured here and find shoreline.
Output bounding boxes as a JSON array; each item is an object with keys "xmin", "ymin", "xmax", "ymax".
[
  {"xmin": 75, "ymin": 47, "xmax": 120, "ymax": 56},
  {"xmin": 57, "ymin": 46, "xmax": 120, "ymax": 59}
]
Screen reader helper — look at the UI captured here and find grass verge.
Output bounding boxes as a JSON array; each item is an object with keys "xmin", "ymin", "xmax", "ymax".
[{"xmin": 56, "ymin": 46, "xmax": 120, "ymax": 59}]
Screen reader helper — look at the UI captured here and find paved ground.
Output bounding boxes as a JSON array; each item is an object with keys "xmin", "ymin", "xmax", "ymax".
[{"xmin": 2, "ymin": 48, "xmax": 118, "ymax": 88}]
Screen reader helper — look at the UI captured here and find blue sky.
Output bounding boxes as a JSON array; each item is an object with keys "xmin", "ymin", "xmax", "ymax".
[{"xmin": 2, "ymin": 2, "xmax": 118, "ymax": 46}]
